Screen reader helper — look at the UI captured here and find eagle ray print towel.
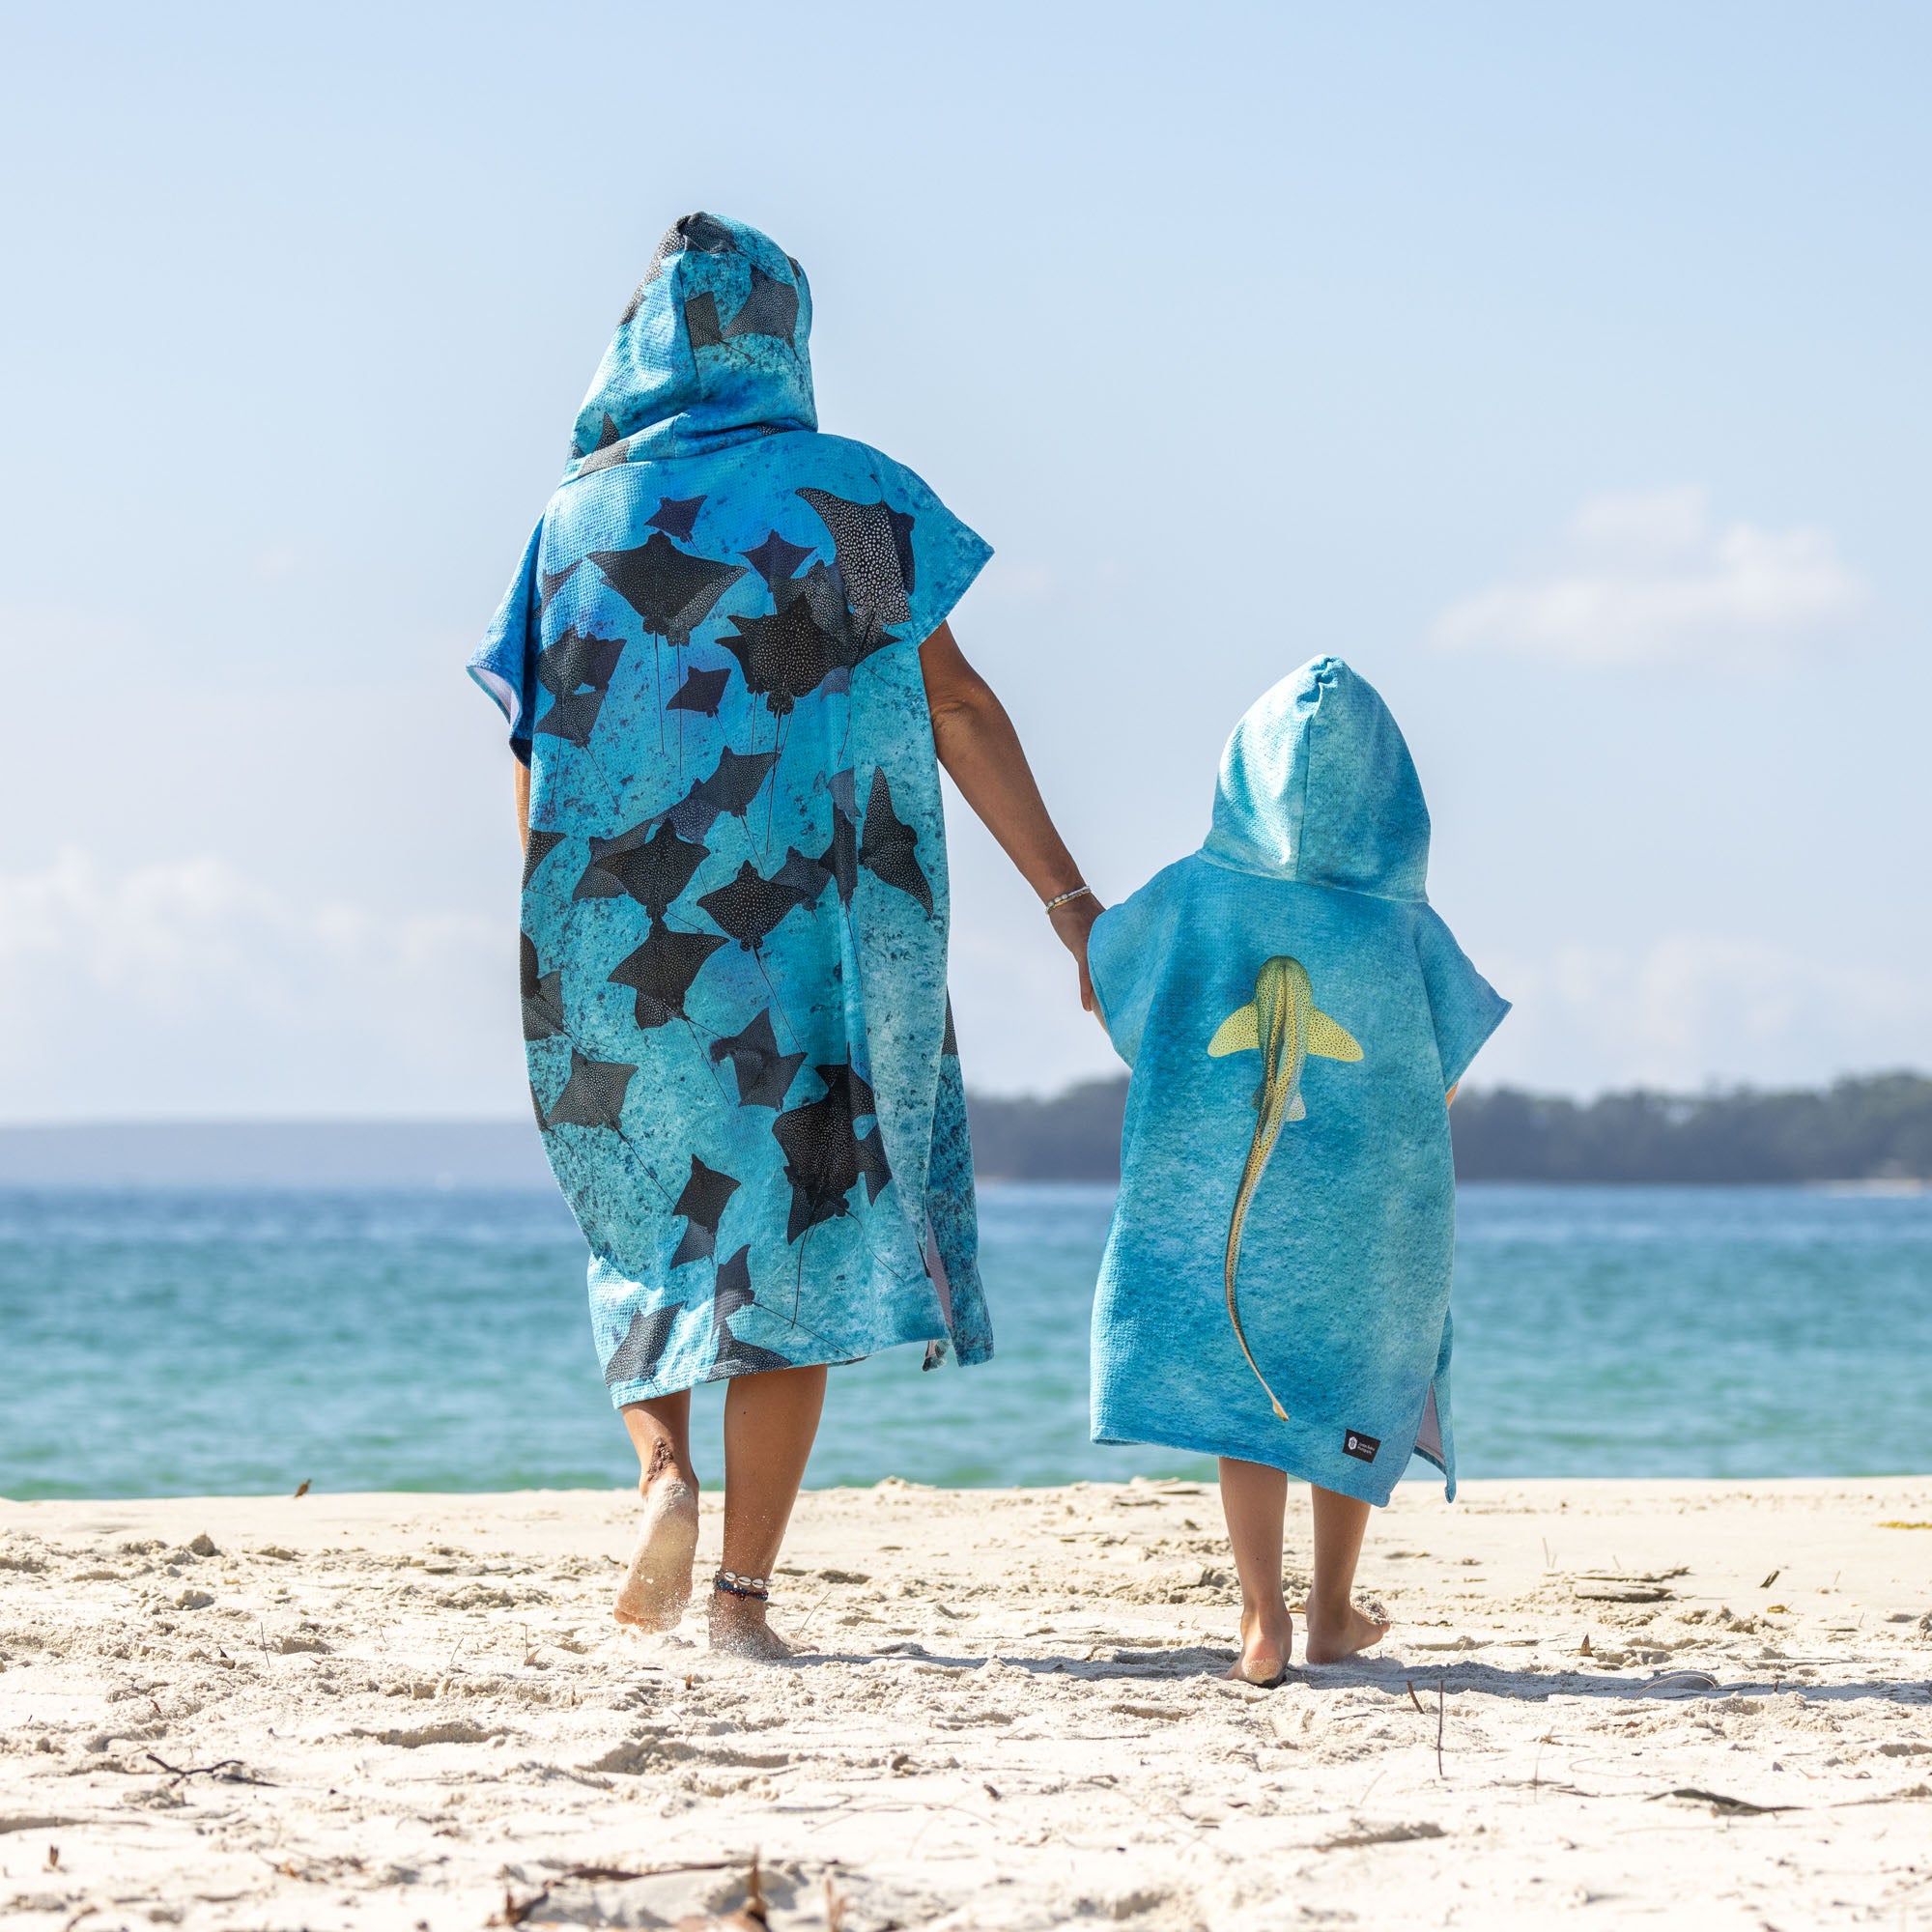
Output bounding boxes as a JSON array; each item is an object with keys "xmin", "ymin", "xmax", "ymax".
[{"xmin": 469, "ymin": 212, "xmax": 993, "ymax": 1403}]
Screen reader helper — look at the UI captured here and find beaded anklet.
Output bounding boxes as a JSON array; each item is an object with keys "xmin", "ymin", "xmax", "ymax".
[{"xmin": 713, "ymin": 1570, "xmax": 770, "ymax": 1603}]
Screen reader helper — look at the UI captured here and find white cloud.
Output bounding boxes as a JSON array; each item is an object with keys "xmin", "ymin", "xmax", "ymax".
[
  {"xmin": 1475, "ymin": 932, "xmax": 1932, "ymax": 1094},
  {"xmin": 0, "ymin": 839, "xmax": 1130, "ymax": 1118},
  {"xmin": 1432, "ymin": 485, "xmax": 1868, "ymax": 665},
  {"xmin": 0, "ymin": 851, "xmax": 524, "ymax": 1119},
  {"xmin": 8, "ymin": 863, "xmax": 1923, "ymax": 1119}
]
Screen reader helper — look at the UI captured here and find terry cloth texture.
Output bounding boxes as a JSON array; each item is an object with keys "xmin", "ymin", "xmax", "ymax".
[
  {"xmin": 1087, "ymin": 659, "xmax": 1508, "ymax": 1504},
  {"xmin": 469, "ymin": 212, "xmax": 994, "ymax": 1404}
]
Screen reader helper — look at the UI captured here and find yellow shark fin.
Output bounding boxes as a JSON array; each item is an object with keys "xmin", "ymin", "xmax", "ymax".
[
  {"xmin": 1286, "ymin": 1093, "xmax": 1306, "ymax": 1121},
  {"xmin": 1305, "ymin": 1008, "xmax": 1363, "ymax": 1062},
  {"xmin": 1208, "ymin": 1003, "xmax": 1260, "ymax": 1056}
]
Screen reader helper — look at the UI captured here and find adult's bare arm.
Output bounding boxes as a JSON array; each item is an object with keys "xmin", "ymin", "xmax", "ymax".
[
  {"xmin": 514, "ymin": 756, "xmax": 530, "ymax": 856},
  {"xmin": 919, "ymin": 621, "xmax": 1101, "ymax": 1010}
]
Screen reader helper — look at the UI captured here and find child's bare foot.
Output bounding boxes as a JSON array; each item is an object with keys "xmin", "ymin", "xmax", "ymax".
[
  {"xmin": 1226, "ymin": 1604, "xmax": 1294, "ymax": 1686},
  {"xmin": 707, "ymin": 1592, "xmax": 794, "ymax": 1661},
  {"xmin": 612, "ymin": 1442, "xmax": 698, "ymax": 1631},
  {"xmin": 1303, "ymin": 1598, "xmax": 1390, "ymax": 1664}
]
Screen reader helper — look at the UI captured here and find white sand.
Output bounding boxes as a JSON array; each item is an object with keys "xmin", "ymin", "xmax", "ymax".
[{"xmin": 3, "ymin": 1478, "xmax": 1930, "ymax": 1929}]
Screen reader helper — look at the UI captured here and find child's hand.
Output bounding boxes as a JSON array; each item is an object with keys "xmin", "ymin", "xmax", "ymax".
[{"xmin": 1048, "ymin": 894, "xmax": 1104, "ymax": 1014}]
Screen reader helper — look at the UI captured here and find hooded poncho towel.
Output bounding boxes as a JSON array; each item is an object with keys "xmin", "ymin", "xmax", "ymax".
[
  {"xmin": 1086, "ymin": 659, "xmax": 1508, "ymax": 1504},
  {"xmin": 468, "ymin": 212, "xmax": 994, "ymax": 1402}
]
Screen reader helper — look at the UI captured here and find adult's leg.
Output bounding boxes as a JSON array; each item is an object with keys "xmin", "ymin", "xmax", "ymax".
[
  {"xmin": 613, "ymin": 1391, "xmax": 699, "ymax": 1630},
  {"xmin": 709, "ymin": 1364, "xmax": 828, "ymax": 1659},
  {"xmin": 1217, "ymin": 1458, "xmax": 1293, "ymax": 1684},
  {"xmin": 1303, "ymin": 1485, "xmax": 1390, "ymax": 1663}
]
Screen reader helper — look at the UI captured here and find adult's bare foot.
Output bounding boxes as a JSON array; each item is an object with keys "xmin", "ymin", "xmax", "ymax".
[
  {"xmin": 612, "ymin": 1441, "xmax": 698, "ymax": 1631},
  {"xmin": 1225, "ymin": 1604, "xmax": 1294, "ymax": 1686},
  {"xmin": 707, "ymin": 1593, "xmax": 794, "ymax": 1661},
  {"xmin": 1303, "ymin": 1599, "xmax": 1390, "ymax": 1664}
]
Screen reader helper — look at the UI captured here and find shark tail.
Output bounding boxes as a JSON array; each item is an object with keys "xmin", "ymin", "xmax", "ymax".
[{"xmin": 1224, "ymin": 1107, "xmax": 1293, "ymax": 1425}]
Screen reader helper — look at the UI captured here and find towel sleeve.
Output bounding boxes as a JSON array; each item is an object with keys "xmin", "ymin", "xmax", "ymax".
[
  {"xmin": 466, "ymin": 520, "xmax": 545, "ymax": 765},
  {"xmin": 1087, "ymin": 873, "xmax": 1177, "ymax": 1069},
  {"xmin": 871, "ymin": 456, "xmax": 993, "ymax": 649},
  {"xmin": 1412, "ymin": 906, "xmax": 1510, "ymax": 1090}
]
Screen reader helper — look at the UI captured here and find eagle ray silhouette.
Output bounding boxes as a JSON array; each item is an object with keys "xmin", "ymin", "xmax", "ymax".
[
  {"xmin": 604, "ymin": 1302, "xmax": 687, "ymax": 1387},
  {"xmin": 706, "ymin": 1246, "xmax": 794, "ymax": 1377},
  {"xmin": 663, "ymin": 746, "xmax": 777, "ymax": 842},
  {"xmin": 646, "ymin": 496, "xmax": 705, "ymax": 543},
  {"xmin": 669, "ymin": 1153, "xmax": 740, "ymax": 1268},
  {"xmin": 607, "ymin": 922, "xmax": 727, "ymax": 1030},
  {"xmin": 859, "ymin": 768, "xmax": 933, "ymax": 915},
  {"xmin": 717, "ymin": 596, "xmax": 838, "ymax": 719},
  {"xmin": 585, "ymin": 532, "xmax": 745, "ymax": 750},
  {"xmin": 696, "ymin": 859, "xmax": 809, "ymax": 956},
  {"xmin": 709, "ymin": 1009, "xmax": 807, "ymax": 1110},
  {"xmin": 741, "ymin": 529, "xmax": 813, "ymax": 592},
  {"xmin": 533, "ymin": 627, "xmax": 626, "ymax": 747},
  {"xmin": 795, "ymin": 489, "xmax": 915, "ymax": 634},
  {"xmin": 667, "ymin": 667, "xmax": 731, "ymax": 719},
  {"xmin": 574, "ymin": 819, "xmax": 708, "ymax": 919},
  {"xmin": 771, "ymin": 1058, "xmax": 894, "ymax": 1243},
  {"xmin": 543, "ymin": 1049, "xmax": 637, "ymax": 1132}
]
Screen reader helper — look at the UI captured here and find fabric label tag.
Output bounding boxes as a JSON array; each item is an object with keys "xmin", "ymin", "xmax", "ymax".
[{"xmin": 1342, "ymin": 1430, "xmax": 1380, "ymax": 1463}]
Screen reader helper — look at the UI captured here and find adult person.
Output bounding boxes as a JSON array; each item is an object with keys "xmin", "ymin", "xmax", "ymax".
[{"xmin": 469, "ymin": 213, "xmax": 1097, "ymax": 1658}]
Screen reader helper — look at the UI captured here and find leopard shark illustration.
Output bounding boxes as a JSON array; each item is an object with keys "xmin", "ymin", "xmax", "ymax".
[{"xmin": 1207, "ymin": 955, "xmax": 1364, "ymax": 1419}]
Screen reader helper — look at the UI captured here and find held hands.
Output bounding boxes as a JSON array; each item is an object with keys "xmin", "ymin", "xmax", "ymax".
[{"xmin": 1047, "ymin": 891, "xmax": 1104, "ymax": 1015}]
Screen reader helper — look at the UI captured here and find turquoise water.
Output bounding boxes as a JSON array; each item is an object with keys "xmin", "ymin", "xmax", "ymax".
[{"xmin": 3, "ymin": 1182, "xmax": 1929, "ymax": 1499}]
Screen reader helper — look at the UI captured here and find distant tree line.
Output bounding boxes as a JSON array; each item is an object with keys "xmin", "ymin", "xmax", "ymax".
[
  {"xmin": 1449, "ymin": 1074, "xmax": 1932, "ymax": 1182},
  {"xmin": 966, "ymin": 1072, "xmax": 1932, "ymax": 1183},
  {"xmin": 966, "ymin": 1078, "xmax": 1128, "ymax": 1182}
]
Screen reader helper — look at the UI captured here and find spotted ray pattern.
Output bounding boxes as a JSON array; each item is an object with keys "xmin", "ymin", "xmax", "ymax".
[{"xmin": 470, "ymin": 213, "xmax": 994, "ymax": 1401}]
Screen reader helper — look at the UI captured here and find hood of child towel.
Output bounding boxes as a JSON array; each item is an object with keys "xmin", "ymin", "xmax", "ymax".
[
  {"xmin": 562, "ymin": 211, "xmax": 817, "ymax": 478},
  {"xmin": 1200, "ymin": 657, "xmax": 1433, "ymax": 901}
]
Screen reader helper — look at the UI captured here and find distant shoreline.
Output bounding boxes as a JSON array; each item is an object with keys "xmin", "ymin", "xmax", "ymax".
[{"xmin": 0, "ymin": 1070, "xmax": 1927, "ymax": 1186}]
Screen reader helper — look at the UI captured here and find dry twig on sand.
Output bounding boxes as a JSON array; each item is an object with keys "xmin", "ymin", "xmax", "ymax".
[
  {"xmin": 1650, "ymin": 1788, "xmax": 1797, "ymax": 1816},
  {"xmin": 143, "ymin": 1751, "xmax": 270, "ymax": 1788}
]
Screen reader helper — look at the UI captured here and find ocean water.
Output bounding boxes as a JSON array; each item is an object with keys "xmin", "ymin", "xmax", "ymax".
[{"xmin": 3, "ymin": 1183, "xmax": 1929, "ymax": 1500}]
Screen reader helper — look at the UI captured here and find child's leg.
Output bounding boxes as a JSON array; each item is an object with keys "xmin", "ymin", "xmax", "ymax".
[
  {"xmin": 1217, "ymin": 1458, "xmax": 1293, "ymax": 1683},
  {"xmin": 1303, "ymin": 1485, "xmax": 1391, "ymax": 1663}
]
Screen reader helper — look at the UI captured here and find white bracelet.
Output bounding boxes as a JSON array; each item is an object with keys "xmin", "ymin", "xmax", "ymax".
[{"xmin": 1043, "ymin": 885, "xmax": 1094, "ymax": 916}]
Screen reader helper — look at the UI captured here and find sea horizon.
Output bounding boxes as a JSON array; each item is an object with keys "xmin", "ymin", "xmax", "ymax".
[
  {"xmin": 6, "ymin": 1179, "xmax": 1929, "ymax": 1502},
  {"xmin": 4, "ymin": 1079, "xmax": 1929, "ymax": 1190}
]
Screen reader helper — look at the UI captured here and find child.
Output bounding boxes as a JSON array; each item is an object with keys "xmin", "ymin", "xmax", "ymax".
[{"xmin": 1086, "ymin": 658, "xmax": 1508, "ymax": 1682}]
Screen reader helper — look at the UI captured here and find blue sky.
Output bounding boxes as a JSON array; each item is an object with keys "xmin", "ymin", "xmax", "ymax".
[{"xmin": 2, "ymin": 2, "xmax": 1926, "ymax": 1117}]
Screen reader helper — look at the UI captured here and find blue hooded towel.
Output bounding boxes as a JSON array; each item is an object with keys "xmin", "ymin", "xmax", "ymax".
[
  {"xmin": 1086, "ymin": 659, "xmax": 1508, "ymax": 1505},
  {"xmin": 469, "ymin": 213, "xmax": 994, "ymax": 1403}
]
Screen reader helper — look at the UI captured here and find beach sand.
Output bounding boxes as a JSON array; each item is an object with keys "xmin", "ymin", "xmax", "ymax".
[{"xmin": 3, "ymin": 1478, "xmax": 1930, "ymax": 1929}]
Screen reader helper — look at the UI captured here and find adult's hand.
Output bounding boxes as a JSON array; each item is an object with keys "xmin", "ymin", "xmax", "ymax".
[
  {"xmin": 1048, "ymin": 892, "xmax": 1103, "ymax": 1014},
  {"xmin": 920, "ymin": 622, "xmax": 1101, "ymax": 1013}
]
